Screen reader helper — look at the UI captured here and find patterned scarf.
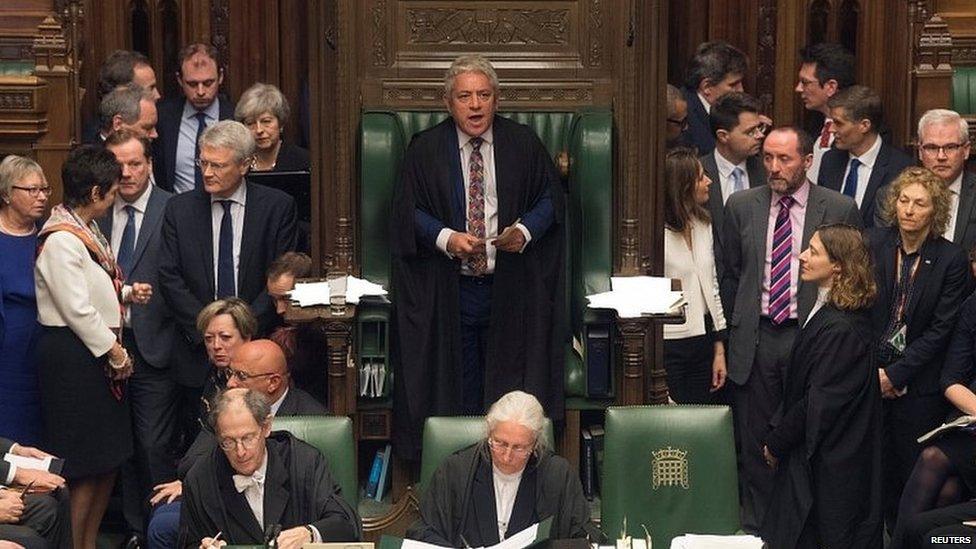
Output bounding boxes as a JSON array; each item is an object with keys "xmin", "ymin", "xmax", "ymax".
[{"xmin": 37, "ymin": 204, "xmax": 127, "ymax": 401}]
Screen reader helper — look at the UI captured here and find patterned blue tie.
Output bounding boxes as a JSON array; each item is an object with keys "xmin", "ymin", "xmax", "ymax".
[
  {"xmin": 217, "ymin": 200, "xmax": 235, "ymax": 297},
  {"xmin": 842, "ymin": 158, "xmax": 861, "ymax": 199},
  {"xmin": 193, "ymin": 112, "xmax": 208, "ymax": 190},
  {"xmin": 116, "ymin": 205, "xmax": 136, "ymax": 279}
]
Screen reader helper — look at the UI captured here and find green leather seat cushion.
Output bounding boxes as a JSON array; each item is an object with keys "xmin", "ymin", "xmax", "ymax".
[{"xmin": 272, "ymin": 415, "xmax": 359, "ymax": 507}]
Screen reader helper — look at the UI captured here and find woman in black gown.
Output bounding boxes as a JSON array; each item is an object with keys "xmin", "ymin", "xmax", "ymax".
[{"xmin": 762, "ymin": 223, "xmax": 883, "ymax": 548}]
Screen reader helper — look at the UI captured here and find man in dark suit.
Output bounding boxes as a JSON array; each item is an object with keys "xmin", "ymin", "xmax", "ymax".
[
  {"xmin": 180, "ymin": 388, "xmax": 359, "ymax": 548},
  {"xmin": 795, "ymin": 43, "xmax": 855, "ymax": 183},
  {"xmin": 98, "ymin": 130, "xmax": 175, "ymax": 545},
  {"xmin": 0, "ymin": 438, "xmax": 70, "ymax": 548},
  {"xmin": 85, "ymin": 83, "xmax": 158, "ymax": 145},
  {"xmin": 390, "ymin": 54, "xmax": 564, "ymax": 460},
  {"xmin": 158, "ymin": 120, "xmax": 296, "ymax": 425},
  {"xmin": 666, "ymin": 84, "xmax": 689, "ymax": 149},
  {"xmin": 146, "ymin": 340, "xmax": 326, "ymax": 549},
  {"xmin": 701, "ymin": 91, "xmax": 766, "ymax": 301},
  {"xmin": 153, "ymin": 43, "xmax": 234, "ymax": 193},
  {"xmin": 818, "ymin": 85, "xmax": 912, "ymax": 227},
  {"xmin": 681, "ymin": 41, "xmax": 747, "ymax": 155},
  {"xmin": 722, "ymin": 126, "xmax": 861, "ymax": 532},
  {"xmin": 917, "ymin": 109, "xmax": 976, "ymax": 253},
  {"xmin": 82, "ymin": 50, "xmax": 161, "ymax": 144}
]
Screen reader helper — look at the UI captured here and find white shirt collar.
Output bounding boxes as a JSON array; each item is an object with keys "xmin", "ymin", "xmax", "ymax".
[
  {"xmin": 210, "ymin": 179, "xmax": 248, "ymax": 206},
  {"xmin": 949, "ymin": 172, "xmax": 964, "ymax": 195},
  {"xmin": 714, "ymin": 149, "xmax": 746, "ymax": 179},
  {"xmin": 270, "ymin": 387, "xmax": 288, "ymax": 416},
  {"xmin": 114, "ymin": 184, "xmax": 152, "ymax": 215},
  {"xmin": 697, "ymin": 92, "xmax": 711, "ymax": 114},
  {"xmin": 456, "ymin": 126, "xmax": 494, "ymax": 150},
  {"xmin": 182, "ymin": 96, "xmax": 220, "ymax": 121},
  {"xmin": 852, "ymin": 134, "xmax": 882, "ymax": 169}
]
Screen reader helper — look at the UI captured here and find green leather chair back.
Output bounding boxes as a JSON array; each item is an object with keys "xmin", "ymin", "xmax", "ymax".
[
  {"xmin": 271, "ymin": 415, "xmax": 358, "ymax": 508},
  {"xmin": 601, "ymin": 406, "xmax": 739, "ymax": 545},
  {"xmin": 954, "ymin": 67, "xmax": 976, "ymax": 114},
  {"xmin": 417, "ymin": 416, "xmax": 555, "ymax": 494}
]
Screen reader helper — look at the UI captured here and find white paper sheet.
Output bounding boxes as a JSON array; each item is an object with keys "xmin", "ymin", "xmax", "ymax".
[{"xmin": 669, "ymin": 534, "xmax": 764, "ymax": 549}]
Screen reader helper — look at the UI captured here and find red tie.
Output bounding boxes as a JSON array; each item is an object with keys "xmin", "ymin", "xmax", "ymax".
[{"xmin": 819, "ymin": 120, "xmax": 832, "ymax": 148}]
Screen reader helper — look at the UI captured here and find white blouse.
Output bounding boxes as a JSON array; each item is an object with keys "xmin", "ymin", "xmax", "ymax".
[{"xmin": 663, "ymin": 219, "xmax": 727, "ymax": 340}]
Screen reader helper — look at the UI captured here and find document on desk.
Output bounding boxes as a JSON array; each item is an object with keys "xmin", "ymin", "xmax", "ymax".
[
  {"xmin": 289, "ymin": 281, "xmax": 331, "ymax": 307},
  {"xmin": 668, "ymin": 534, "xmax": 764, "ymax": 549},
  {"xmin": 586, "ymin": 276, "xmax": 685, "ymax": 318},
  {"xmin": 3, "ymin": 453, "xmax": 65, "ymax": 475},
  {"xmin": 391, "ymin": 517, "xmax": 552, "ymax": 549}
]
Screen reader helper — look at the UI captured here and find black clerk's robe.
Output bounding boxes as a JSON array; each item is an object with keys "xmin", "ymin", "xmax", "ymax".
[
  {"xmin": 406, "ymin": 443, "xmax": 595, "ymax": 547},
  {"xmin": 390, "ymin": 115, "xmax": 567, "ymax": 459},
  {"xmin": 179, "ymin": 431, "xmax": 360, "ymax": 547},
  {"xmin": 762, "ymin": 305, "xmax": 883, "ymax": 549}
]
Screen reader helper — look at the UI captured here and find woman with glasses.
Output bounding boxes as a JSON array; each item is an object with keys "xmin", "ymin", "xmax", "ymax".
[
  {"xmin": 34, "ymin": 146, "xmax": 133, "ymax": 549},
  {"xmin": 761, "ymin": 224, "xmax": 883, "ymax": 548},
  {"xmin": 662, "ymin": 147, "xmax": 727, "ymax": 404},
  {"xmin": 866, "ymin": 167, "xmax": 973, "ymax": 535},
  {"xmin": 235, "ymin": 83, "xmax": 309, "ymax": 172},
  {"xmin": 407, "ymin": 391, "xmax": 598, "ymax": 546},
  {"xmin": 0, "ymin": 156, "xmax": 50, "ymax": 445}
]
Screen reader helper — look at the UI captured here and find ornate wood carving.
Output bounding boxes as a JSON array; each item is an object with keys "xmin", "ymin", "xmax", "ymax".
[
  {"xmin": 371, "ymin": 0, "xmax": 387, "ymax": 66},
  {"xmin": 617, "ymin": 317, "xmax": 661, "ymax": 404},
  {"xmin": 380, "ymin": 81, "xmax": 595, "ymax": 107},
  {"xmin": 284, "ymin": 299, "xmax": 357, "ymax": 417},
  {"xmin": 586, "ymin": 0, "xmax": 603, "ymax": 66},
  {"xmin": 209, "ymin": 0, "xmax": 229, "ymax": 69},
  {"xmin": 405, "ymin": 7, "xmax": 570, "ymax": 46},
  {"xmin": 0, "ymin": 91, "xmax": 35, "ymax": 110},
  {"xmin": 956, "ymin": 42, "xmax": 976, "ymax": 65},
  {"xmin": 755, "ymin": 0, "xmax": 776, "ymax": 112},
  {"xmin": 916, "ymin": 13, "xmax": 952, "ymax": 70}
]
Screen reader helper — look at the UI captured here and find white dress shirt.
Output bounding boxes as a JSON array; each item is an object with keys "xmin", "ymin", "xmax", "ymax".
[
  {"xmin": 111, "ymin": 186, "xmax": 153, "ymax": 327},
  {"xmin": 714, "ymin": 150, "xmax": 750, "ymax": 205},
  {"xmin": 492, "ymin": 465, "xmax": 523, "ymax": 540},
  {"xmin": 210, "ymin": 183, "xmax": 247, "ymax": 298},
  {"xmin": 842, "ymin": 134, "xmax": 881, "ymax": 208},
  {"xmin": 270, "ymin": 388, "xmax": 288, "ymax": 416},
  {"xmin": 237, "ymin": 453, "xmax": 268, "ymax": 527},
  {"xmin": 435, "ymin": 126, "xmax": 531, "ymax": 273},
  {"xmin": 803, "ymin": 286, "xmax": 831, "ymax": 328},
  {"xmin": 944, "ymin": 172, "xmax": 964, "ymax": 241},
  {"xmin": 174, "ymin": 99, "xmax": 221, "ymax": 194}
]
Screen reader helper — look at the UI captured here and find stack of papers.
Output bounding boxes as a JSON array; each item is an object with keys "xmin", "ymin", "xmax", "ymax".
[
  {"xmin": 669, "ymin": 534, "xmax": 764, "ymax": 549},
  {"xmin": 288, "ymin": 276, "xmax": 388, "ymax": 308},
  {"xmin": 586, "ymin": 276, "xmax": 685, "ymax": 318}
]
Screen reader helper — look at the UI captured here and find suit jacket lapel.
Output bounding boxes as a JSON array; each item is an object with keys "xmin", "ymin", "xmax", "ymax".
[
  {"xmin": 130, "ymin": 189, "xmax": 164, "ymax": 271},
  {"xmin": 798, "ymin": 187, "xmax": 828, "ymax": 320},
  {"xmin": 746, "ymin": 155, "xmax": 766, "ymax": 188},
  {"xmin": 262, "ymin": 442, "xmax": 290, "ymax": 530},
  {"xmin": 860, "ymin": 144, "xmax": 889, "ymax": 217},
  {"xmin": 194, "ymin": 191, "xmax": 216, "ymax": 295},
  {"xmin": 702, "ymin": 154, "xmax": 724, "ymax": 241},
  {"xmin": 239, "ymin": 182, "xmax": 259, "ymax": 295},
  {"xmin": 441, "ymin": 124, "xmax": 464, "ymax": 231},
  {"xmin": 954, "ymin": 174, "xmax": 976, "ymax": 243},
  {"xmin": 905, "ymin": 240, "xmax": 936, "ymax": 321},
  {"xmin": 753, "ymin": 187, "xmax": 772, "ymax": 284}
]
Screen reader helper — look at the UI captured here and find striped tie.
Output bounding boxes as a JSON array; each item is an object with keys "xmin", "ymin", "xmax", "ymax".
[
  {"xmin": 466, "ymin": 137, "xmax": 487, "ymax": 275},
  {"xmin": 768, "ymin": 195, "xmax": 794, "ymax": 324}
]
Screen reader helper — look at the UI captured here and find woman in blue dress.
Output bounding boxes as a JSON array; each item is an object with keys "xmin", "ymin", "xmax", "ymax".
[{"xmin": 0, "ymin": 155, "xmax": 50, "ymax": 445}]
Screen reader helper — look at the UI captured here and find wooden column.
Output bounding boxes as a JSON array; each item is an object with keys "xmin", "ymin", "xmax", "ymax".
[{"xmin": 284, "ymin": 302, "xmax": 357, "ymax": 417}]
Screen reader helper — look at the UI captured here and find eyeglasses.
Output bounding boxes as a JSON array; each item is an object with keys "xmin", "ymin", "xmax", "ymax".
[
  {"xmin": 747, "ymin": 123, "xmax": 770, "ymax": 138},
  {"xmin": 919, "ymin": 142, "xmax": 968, "ymax": 156},
  {"xmin": 227, "ymin": 367, "xmax": 277, "ymax": 383},
  {"xmin": 667, "ymin": 117, "xmax": 689, "ymax": 130},
  {"xmin": 487, "ymin": 437, "xmax": 534, "ymax": 456},
  {"xmin": 11, "ymin": 186, "xmax": 53, "ymax": 197},
  {"xmin": 196, "ymin": 159, "xmax": 235, "ymax": 171},
  {"xmin": 218, "ymin": 432, "xmax": 263, "ymax": 451}
]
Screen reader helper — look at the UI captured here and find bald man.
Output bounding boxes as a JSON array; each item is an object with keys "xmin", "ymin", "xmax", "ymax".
[{"xmin": 146, "ymin": 340, "xmax": 325, "ymax": 549}]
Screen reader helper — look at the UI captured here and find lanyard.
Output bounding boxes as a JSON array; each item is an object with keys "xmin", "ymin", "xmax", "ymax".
[{"xmin": 894, "ymin": 246, "xmax": 921, "ymax": 323}]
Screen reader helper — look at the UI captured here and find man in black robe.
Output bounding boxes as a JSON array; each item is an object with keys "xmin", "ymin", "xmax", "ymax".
[
  {"xmin": 390, "ymin": 53, "xmax": 566, "ymax": 459},
  {"xmin": 406, "ymin": 391, "xmax": 595, "ymax": 546},
  {"xmin": 179, "ymin": 388, "xmax": 359, "ymax": 548}
]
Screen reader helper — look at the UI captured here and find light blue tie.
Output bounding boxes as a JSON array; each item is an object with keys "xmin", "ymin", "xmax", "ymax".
[{"xmin": 731, "ymin": 166, "xmax": 746, "ymax": 194}]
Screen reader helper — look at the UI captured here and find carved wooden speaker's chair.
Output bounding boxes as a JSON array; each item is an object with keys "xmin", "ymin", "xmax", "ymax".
[
  {"xmin": 357, "ymin": 109, "xmax": 614, "ymax": 455},
  {"xmin": 600, "ymin": 406, "xmax": 740, "ymax": 546}
]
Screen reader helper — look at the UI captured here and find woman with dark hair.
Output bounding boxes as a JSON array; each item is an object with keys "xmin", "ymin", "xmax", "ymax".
[
  {"xmin": 0, "ymin": 155, "xmax": 49, "ymax": 445},
  {"xmin": 662, "ymin": 147, "xmax": 727, "ymax": 403},
  {"xmin": 867, "ymin": 167, "xmax": 972, "ymax": 533},
  {"xmin": 34, "ymin": 145, "xmax": 134, "ymax": 549},
  {"xmin": 762, "ymin": 223, "xmax": 883, "ymax": 548}
]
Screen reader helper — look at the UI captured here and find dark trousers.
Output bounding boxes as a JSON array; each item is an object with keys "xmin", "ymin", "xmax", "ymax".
[
  {"xmin": 120, "ymin": 329, "xmax": 180, "ymax": 536},
  {"xmin": 460, "ymin": 275, "xmax": 492, "ymax": 415},
  {"xmin": 883, "ymin": 391, "xmax": 949, "ymax": 530},
  {"xmin": 0, "ymin": 488, "xmax": 72, "ymax": 549},
  {"xmin": 901, "ymin": 499, "xmax": 976, "ymax": 548},
  {"xmin": 733, "ymin": 317, "xmax": 797, "ymax": 533},
  {"xmin": 663, "ymin": 322, "xmax": 716, "ymax": 404}
]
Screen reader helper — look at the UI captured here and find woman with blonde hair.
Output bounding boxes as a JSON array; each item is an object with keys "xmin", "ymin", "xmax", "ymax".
[
  {"xmin": 867, "ymin": 167, "xmax": 972, "ymax": 533},
  {"xmin": 762, "ymin": 223, "xmax": 883, "ymax": 548}
]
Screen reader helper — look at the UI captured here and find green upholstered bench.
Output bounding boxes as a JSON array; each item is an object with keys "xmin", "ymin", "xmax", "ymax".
[
  {"xmin": 417, "ymin": 416, "xmax": 556, "ymax": 494},
  {"xmin": 601, "ymin": 405, "xmax": 740, "ymax": 545},
  {"xmin": 954, "ymin": 66, "xmax": 976, "ymax": 114},
  {"xmin": 358, "ymin": 109, "xmax": 614, "ymax": 426},
  {"xmin": 272, "ymin": 415, "xmax": 359, "ymax": 508}
]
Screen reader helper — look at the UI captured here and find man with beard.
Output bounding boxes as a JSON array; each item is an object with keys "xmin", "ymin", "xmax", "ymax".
[{"xmin": 721, "ymin": 126, "xmax": 861, "ymax": 531}]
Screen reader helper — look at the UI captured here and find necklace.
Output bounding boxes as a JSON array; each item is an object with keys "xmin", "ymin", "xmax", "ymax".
[
  {"xmin": 0, "ymin": 210, "xmax": 35, "ymax": 236},
  {"xmin": 252, "ymin": 141, "xmax": 282, "ymax": 171}
]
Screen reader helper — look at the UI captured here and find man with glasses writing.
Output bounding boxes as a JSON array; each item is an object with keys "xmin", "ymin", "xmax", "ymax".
[
  {"xmin": 407, "ymin": 391, "xmax": 596, "ymax": 547},
  {"xmin": 180, "ymin": 388, "xmax": 359, "ymax": 549},
  {"xmin": 914, "ymin": 109, "xmax": 976, "ymax": 255},
  {"xmin": 147, "ymin": 339, "xmax": 325, "ymax": 549}
]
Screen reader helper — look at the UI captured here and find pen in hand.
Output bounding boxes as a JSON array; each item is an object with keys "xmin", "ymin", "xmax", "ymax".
[
  {"xmin": 20, "ymin": 480, "xmax": 35, "ymax": 501},
  {"xmin": 205, "ymin": 531, "xmax": 223, "ymax": 549}
]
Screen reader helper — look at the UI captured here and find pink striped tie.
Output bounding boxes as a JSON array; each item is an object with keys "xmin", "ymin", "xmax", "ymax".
[{"xmin": 768, "ymin": 195, "xmax": 794, "ymax": 324}]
